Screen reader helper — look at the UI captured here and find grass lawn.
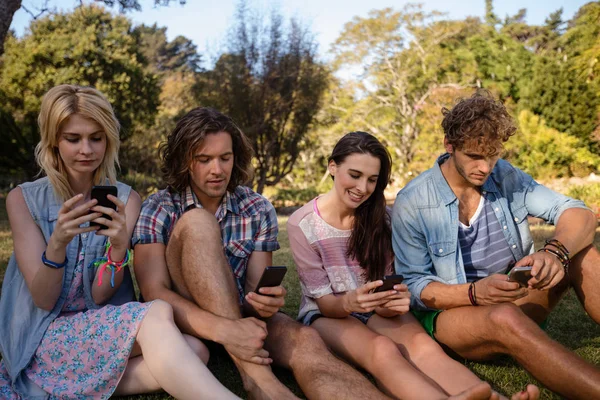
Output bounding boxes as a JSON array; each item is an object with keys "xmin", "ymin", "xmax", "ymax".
[{"xmin": 1, "ymin": 196, "xmax": 599, "ymax": 399}]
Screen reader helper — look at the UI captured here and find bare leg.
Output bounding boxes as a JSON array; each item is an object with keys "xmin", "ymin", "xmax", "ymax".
[
  {"xmin": 434, "ymin": 303, "xmax": 600, "ymax": 399},
  {"xmin": 310, "ymin": 315, "xmax": 456, "ymax": 399},
  {"xmin": 569, "ymin": 244, "xmax": 600, "ymax": 324},
  {"xmin": 264, "ymin": 313, "xmax": 391, "ymax": 400},
  {"xmin": 367, "ymin": 313, "xmax": 484, "ymax": 396},
  {"xmin": 114, "ymin": 334, "xmax": 209, "ymax": 395},
  {"xmin": 116, "ymin": 300, "xmax": 239, "ymax": 399},
  {"xmin": 166, "ymin": 209, "xmax": 296, "ymax": 400}
]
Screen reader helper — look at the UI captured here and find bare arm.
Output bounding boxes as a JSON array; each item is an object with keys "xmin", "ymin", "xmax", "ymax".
[
  {"xmin": 553, "ymin": 208, "xmax": 596, "ymax": 256},
  {"xmin": 8, "ymin": 188, "xmax": 101, "ymax": 311},
  {"xmin": 315, "ymin": 281, "xmax": 396, "ymax": 318}
]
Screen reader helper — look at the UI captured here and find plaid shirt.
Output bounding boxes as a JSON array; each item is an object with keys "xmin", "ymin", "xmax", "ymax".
[{"xmin": 133, "ymin": 185, "xmax": 280, "ymax": 302}]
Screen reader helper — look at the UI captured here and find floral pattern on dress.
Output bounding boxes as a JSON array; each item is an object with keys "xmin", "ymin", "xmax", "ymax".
[{"xmin": 0, "ymin": 238, "xmax": 151, "ymax": 399}]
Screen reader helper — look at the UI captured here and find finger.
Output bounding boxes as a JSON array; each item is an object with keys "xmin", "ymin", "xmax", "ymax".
[
  {"xmin": 538, "ymin": 269, "xmax": 564, "ymax": 291},
  {"xmin": 360, "ymin": 298, "xmax": 393, "ymax": 310},
  {"xmin": 394, "ymin": 284, "xmax": 409, "ymax": 292},
  {"xmin": 360, "ymin": 280, "xmax": 383, "ymax": 294},
  {"xmin": 246, "ymin": 293, "xmax": 284, "ymax": 309},
  {"xmin": 60, "ymin": 194, "xmax": 85, "ymax": 214},
  {"xmin": 257, "ymin": 286, "xmax": 286, "ymax": 297},
  {"xmin": 494, "ymin": 279, "xmax": 522, "ymax": 291},
  {"xmin": 514, "ymin": 255, "xmax": 534, "ymax": 268},
  {"xmin": 358, "ymin": 289, "xmax": 398, "ymax": 303},
  {"xmin": 71, "ymin": 212, "xmax": 103, "ymax": 227},
  {"xmin": 106, "ymin": 194, "xmax": 125, "ymax": 214},
  {"xmin": 249, "ymin": 355, "xmax": 272, "ymax": 365},
  {"xmin": 529, "ymin": 257, "xmax": 546, "ymax": 278},
  {"xmin": 90, "ymin": 205, "xmax": 121, "ymax": 223},
  {"xmin": 247, "ymin": 317, "xmax": 268, "ymax": 332}
]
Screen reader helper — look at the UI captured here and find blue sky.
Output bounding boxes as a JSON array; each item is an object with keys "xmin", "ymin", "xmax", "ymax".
[{"xmin": 10, "ymin": 0, "xmax": 590, "ymax": 62}]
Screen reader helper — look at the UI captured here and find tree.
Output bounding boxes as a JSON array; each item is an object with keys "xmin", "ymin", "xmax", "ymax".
[
  {"xmin": 197, "ymin": 3, "xmax": 329, "ymax": 193},
  {"xmin": 0, "ymin": 5, "xmax": 159, "ymax": 178},
  {"xmin": 0, "ymin": 0, "xmax": 185, "ymax": 55}
]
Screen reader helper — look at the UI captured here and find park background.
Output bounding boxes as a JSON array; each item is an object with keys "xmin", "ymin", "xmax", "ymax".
[{"xmin": 1, "ymin": 0, "xmax": 600, "ymax": 398}]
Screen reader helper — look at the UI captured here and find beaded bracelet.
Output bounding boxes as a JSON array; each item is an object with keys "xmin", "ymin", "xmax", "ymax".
[
  {"xmin": 537, "ymin": 238, "xmax": 570, "ymax": 273},
  {"xmin": 88, "ymin": 241, "xmax": 133, "ymax": 287}
]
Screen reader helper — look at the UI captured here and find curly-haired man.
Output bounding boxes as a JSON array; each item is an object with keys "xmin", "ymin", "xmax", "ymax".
[{"xmin": 393, "ymin": 90, "xmax": 600, "ymax": 398}]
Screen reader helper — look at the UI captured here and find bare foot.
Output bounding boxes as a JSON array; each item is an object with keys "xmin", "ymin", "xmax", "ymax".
[
  {"xmin": 450, "ymin": 382, "xmax": 494, "ymax": 400},
  {"xmin": 510, "ymin": 384, "xmax": 540, "ymax": 400}
]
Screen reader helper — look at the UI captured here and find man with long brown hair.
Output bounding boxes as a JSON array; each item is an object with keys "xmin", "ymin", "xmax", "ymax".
[{"xmin": 393, "ymin": 90, "xmax": 600, "ymax": 399}]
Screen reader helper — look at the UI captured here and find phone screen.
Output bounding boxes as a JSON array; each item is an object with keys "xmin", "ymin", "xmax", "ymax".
[
  {"xmin": 374, "ymin": 275, "xmax": 404, "ymax": 293},
  {"xmin": 90, "ymin": 186, "xmax": 118, "ymax": 230},
  {"xmin": 254, "ymin": 266, "xmax": 287, "ymax": 296}
]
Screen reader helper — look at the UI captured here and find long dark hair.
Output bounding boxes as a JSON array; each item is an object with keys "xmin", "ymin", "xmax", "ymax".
[{"xmin": 329, "ymin": 132, "xmax": 392, "ymax": 282}]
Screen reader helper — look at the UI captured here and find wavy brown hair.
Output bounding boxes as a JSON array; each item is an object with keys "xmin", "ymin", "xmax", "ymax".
[
  {"xmin": 160, "ymin": 107, "xmax": 254, "ymax": 192},
  {"xmin": 329, "ymin": 132, "xmax": 392, "ymax": 282},
  {"xmin": 442, "ymin": 90, "xmax": 516, "ymax": 156}
]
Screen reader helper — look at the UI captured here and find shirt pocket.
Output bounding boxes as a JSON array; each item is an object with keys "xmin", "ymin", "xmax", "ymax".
[
  {"xmin": 428, "ymin": 241, "xmax": 457, "ymax": 281},
  {"xmin": 224, "ymin": 239, "xmax": 255, "ymax": 279}
]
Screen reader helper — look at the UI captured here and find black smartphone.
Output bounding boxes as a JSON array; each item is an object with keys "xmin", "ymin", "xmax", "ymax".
[
  {"xmin": 508, "ymin": 266, "xmax": 533, "ymax": 287},
  {"xmin": 254, "ymin": 266, "xmax": 288, "ymax": 296},
  {"xmin": 374, "ymin": 274, "xmax": 404, "ymax": 293},
  {"xmin": 90, "ymin": 185, "xmax": 118, "ymax": 230}
]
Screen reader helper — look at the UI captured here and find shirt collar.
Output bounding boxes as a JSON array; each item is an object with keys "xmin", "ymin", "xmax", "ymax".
[
  {"xmin": 182, "ymin": 186, "xmax": 240, "ymax": 219},
  {"xmin": 433, "ymin": 153, "xmax": 498, "ymax": 206}
]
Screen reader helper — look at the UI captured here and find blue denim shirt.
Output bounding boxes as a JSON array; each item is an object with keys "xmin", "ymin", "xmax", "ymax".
[
  {"xmin": 392, "ymin": 154, "xmax": 589, "ymax": 311},
  {"xmin": 0, "ymin": 177, "xmax": 136, "ymax": 398}
]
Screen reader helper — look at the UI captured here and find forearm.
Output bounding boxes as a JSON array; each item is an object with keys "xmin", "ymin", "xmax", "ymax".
[
  {"xmin": 553, "ymin": 208, "xmax": 596, "ymax": 256},
  {"xmin": 420, "ymin": 281, "xmax": 471, "ymax": 310},
  {"xmin": 375, "ymin": 307, "xmax": 399, "ymax": 318},
  {"xmin": 316, "ymin": 293, "xmax": 352, "ymax": 318},
  {"xmin": 143, "ymin": 285, "xmax": 229, "ymax": 343},
  {"xmin": 92, "ymin": 268, "xmax": 125, "ymax": 304},
  {"xmin": 30, "ymin": 239, "xmax": 67, "ymax": 310}
]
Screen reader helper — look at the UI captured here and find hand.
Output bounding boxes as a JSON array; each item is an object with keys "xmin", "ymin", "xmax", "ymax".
[
  {"xmin": 91, "ymin": 194, "xmax": 129, "ymax": 251},
  {"xmin": 473, "ymin": 274, "xmax": 528, "ymax": 306},
  {"xmin": 50, "ymin": 194, "xmax": 101, "ymax": 248},
  {"xmin": 217, "ymin": 317, "xmax": 271, "ymax": 365},
  {"xmin": 380, "ymin": 284, "xmax": 411, "ymax": 315},
  {"xmin": 515, "ymin": 252, "xmax": 565, "ymax": 290},
  {"xmin": 245, "ymin": 285, "xmax": 286, "ymax": 319},
  {"xmin": 342, "ymin": 281, "xmax": 398, "ymax": 314}
]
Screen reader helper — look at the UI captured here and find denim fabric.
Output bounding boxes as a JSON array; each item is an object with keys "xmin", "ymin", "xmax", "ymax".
[
  {"xmin": 392, "ymin": 154, "xmax": 589, "ymax": 311},
  {"xmin": 0, "ymin": 177, "xmax": 136, "ymax": 398}
]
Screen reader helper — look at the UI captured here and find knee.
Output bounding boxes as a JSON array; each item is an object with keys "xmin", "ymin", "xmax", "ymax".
[
  {"xmin": 145, "ymin": 299, "xmax": 175, "ymax": 325},
  {"xmin": 403, "ymin": 332, "xmax": 445, "ymax": 363},
  {"xmin": 369, "ymin": 335, "xmax": 401, "ymax": 366},
  {"xmin": 183, "ymin": 334, "xmax": 210, "ymax": 364},
  {"xmin": 487, "ymin": 303, "xmax": 531, "ymax": 341},
  {"xmin": 174, "ymin": 208, "xmax": 220, "ymax": 239},
  {"xmin": 295, "ymin": 325, "xmax": 328, "ymax": 352}
]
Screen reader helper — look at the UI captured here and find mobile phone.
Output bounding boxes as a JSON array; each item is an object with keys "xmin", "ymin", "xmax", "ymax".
[
  {"xmin": 508, "ymin": 266, "xmax": 533, "ymax": 287},
  {"xmin": 254, "ymin": 266, "xmax": 288, "ymax": 296},
  {"xmin": 374, "ymin": 274, "xmax": 404, "ymax": 293},
  {"xmin": 90, "ymin": 185, "xmax": 118, "ymax": 230}
]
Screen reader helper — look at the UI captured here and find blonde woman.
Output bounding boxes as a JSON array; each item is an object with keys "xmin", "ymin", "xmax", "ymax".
[{"xmin": 0, "ymin": 84, "xmax": 239, "ymax": 399}]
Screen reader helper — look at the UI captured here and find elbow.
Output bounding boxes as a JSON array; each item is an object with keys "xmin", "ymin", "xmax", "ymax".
[{"xmin": 140, "ymin": 283, "xmax": 166, "ymax": 302}]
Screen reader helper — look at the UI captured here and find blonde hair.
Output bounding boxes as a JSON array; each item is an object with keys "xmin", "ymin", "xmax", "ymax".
[{"xmin": 35, "ymin": 85, "xmax": 120, "ymax": 201}]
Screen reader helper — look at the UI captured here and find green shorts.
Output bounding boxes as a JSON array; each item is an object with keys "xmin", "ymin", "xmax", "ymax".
[{"xmin": 411, "ymin": 308, "xmax": 549, "ymax": 341}]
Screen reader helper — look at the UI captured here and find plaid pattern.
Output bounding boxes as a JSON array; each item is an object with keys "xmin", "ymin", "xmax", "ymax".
[{"xmin": 133, "ymin": 186, "xmax": 280, "ymax": 302}]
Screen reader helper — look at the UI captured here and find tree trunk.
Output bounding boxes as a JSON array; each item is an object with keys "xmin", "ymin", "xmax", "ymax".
[{"xmin": 0, "ymin": 0, "xmax": 21, "ymax": 55}]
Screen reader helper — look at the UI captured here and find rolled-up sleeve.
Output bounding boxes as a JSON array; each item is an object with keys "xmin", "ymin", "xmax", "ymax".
[{"xmin": 392, "ymin": 193, "xmax": 447, "ymax": 310}]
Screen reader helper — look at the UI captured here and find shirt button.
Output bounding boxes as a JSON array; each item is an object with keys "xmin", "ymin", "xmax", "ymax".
[
  {"xmin": 482, "ymin": 190, "xmax": 487, "ymax": 194},
  {"xmin": 503, "ymin": 226, "xmax": 507, "ymax": 230},
  {"xmin": 439, "ymin": 249, "xmax": 443, "ymax": 253},
  {"xmin": 514, "ymin": 217, "xmax": 519, "ymax": 222},
  {"xmin": 495, "ymin": 207, "xmax": 499, "ymax": 212},
  {"xmin": 512, "ymin": 245, "xmax": 517, "ymax": 249},
  {"xmin": 82, "ymin": 233, "xmax": 87, "ymax": 239}
]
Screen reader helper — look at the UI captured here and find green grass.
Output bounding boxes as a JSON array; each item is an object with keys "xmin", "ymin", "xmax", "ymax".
[{"xmin": 1, "ymin": 197, "xmax": 599, "ymax": 399}]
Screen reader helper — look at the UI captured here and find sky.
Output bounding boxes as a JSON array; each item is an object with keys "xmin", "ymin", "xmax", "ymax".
[{"xmin": 9, "ymin": 0, "xmax": 591, "ymax": 64}]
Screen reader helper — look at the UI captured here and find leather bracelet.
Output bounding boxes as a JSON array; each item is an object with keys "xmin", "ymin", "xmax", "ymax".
[
  {"xmin": 41, "ymin": 251, "xmax": 68, "ymax": 269},
  {"xmin": 468, "ymin": 281, "xmax": 479, "ymax": 306}
]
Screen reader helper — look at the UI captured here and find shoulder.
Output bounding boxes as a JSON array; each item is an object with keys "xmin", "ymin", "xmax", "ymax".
[
  {"xmin": 232, "ymin": 186, "xmax": 275, "ymax": 217},
  {"xmin": 396, "ymin": 167, "xmax": 438, "ymax": 206},
  {"xmin": 141, "ymin": 188, "xmax": 177, "ymax": 212},
  {"xmin": 489, "ymin": 159, "xmax": 533, "ymax": 190},
  {"xmin": 288, "ymin": 200, "xmax": 316, "ymax": 227}
]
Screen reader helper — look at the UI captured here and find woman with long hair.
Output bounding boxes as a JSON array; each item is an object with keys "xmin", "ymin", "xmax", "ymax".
[
  {"xmin": 0, "ymin": 84, "xmax": 238, "ymax": 399},
  {"xmin": 288, "ymin": 131, "xmax": 539, "ymax": 400}
]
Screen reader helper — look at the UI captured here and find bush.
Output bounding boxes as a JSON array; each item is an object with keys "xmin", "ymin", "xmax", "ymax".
[
  {"xmin": 270, "ymin": 187, "xmax": 320, "ymax": 208},
  {"xmin": 567, "ymin": 183, "xmax": 600, "ymax": 218}
]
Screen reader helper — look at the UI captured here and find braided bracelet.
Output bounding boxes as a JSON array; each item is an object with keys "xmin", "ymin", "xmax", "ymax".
[
  {"xmin": 468, "ymin": 281, "xmax": 479, "ymax": 306},
  {"xmin": 88, "ymin": 241, "xmax": 133, "ymax": 287}
]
